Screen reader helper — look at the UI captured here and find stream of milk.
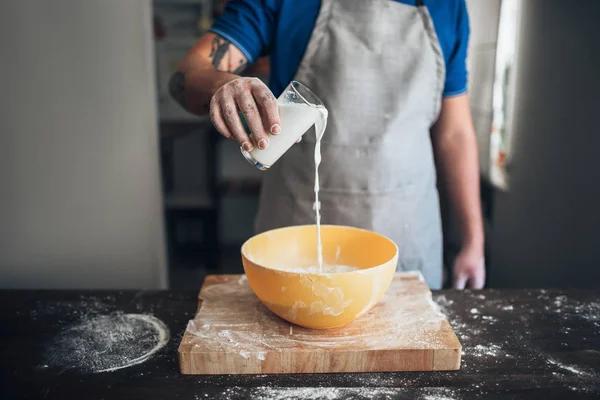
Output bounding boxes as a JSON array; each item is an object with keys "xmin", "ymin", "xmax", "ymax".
[
  {"xmin": 313, "ymin": 106, "xmax": 328, "ymax": 273},
  {"xmin": 247, "ymin": 102, "xmax": 329, "ymax": 273}
]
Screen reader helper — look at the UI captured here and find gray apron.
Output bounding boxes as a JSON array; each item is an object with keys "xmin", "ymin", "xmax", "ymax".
[{"xmin": 254, "ymin": 0, "xmax": 446, "ymax": 289}]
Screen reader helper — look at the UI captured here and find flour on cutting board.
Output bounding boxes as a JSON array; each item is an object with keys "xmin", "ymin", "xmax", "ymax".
[
  {"xmin": 184, "ymin": 274, "xmax": 449, "ymax": 360},
  {"xmin": 44, "ymin": 313, "xmax": 170, "ymax": 373}
]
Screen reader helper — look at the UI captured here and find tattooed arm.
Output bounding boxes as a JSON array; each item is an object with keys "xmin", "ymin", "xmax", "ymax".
[
  {"xmin": 168, "ymin": 33, "xmax": 248, "ymax": 116},
  {"xmin": 169, "ymin": 33, "xmax": 280, "ymax": 150}
]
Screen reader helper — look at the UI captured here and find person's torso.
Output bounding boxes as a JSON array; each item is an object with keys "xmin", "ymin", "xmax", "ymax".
[
  {"xmin": 268, "ymin": 0, "xmax": 462, "ymax": 96},
  {"xmin": 255, "ymin": 0, "xmax": 446, "ymax": 288}
]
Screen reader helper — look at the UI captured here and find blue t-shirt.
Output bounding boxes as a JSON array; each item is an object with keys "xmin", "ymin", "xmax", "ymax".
[{"xmin": 210, "ymin": 0, "xmax": 470, "ymax": 98}]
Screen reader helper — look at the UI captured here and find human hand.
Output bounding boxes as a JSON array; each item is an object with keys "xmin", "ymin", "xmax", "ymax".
[
  {"xmin": 209, "ymin": 77, "xmax": 281, "ymax": 151},
  {"xmin": 452, "ymin": 247, "xmax": 485, "ymax": 289}
]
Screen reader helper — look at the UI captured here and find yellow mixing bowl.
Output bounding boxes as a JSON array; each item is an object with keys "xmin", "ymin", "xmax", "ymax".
[{"xmin": 241, "ymin": 225, "xmax": 398, "ymax": 329}]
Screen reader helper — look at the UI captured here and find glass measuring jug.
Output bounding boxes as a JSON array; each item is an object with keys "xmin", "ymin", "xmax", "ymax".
[{"xmin": 240, "ymin": 81, "xmax": 326, "ymax": 170}]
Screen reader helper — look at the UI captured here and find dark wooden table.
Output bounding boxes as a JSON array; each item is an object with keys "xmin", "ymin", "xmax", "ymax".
[{"xmin": 1, "ymin": 286, "xmax": 599, "ymax": 399}]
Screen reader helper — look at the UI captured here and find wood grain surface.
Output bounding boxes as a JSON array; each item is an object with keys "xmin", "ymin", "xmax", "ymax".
[{"xmin": 178, "ymin": 272, "xmax": 461, "ymax": 374}]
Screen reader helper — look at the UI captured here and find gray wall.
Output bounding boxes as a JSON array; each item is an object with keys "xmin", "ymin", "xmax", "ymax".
[
  {"xmin": 490, "ymin": 0, "xmax": 600, "ymax": 288},
  {"xmin": 0, "ymin": 0, "xmax": 167, "ymax": 289}
]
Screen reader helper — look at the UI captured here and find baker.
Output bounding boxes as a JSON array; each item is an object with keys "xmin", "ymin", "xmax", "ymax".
[{"xmin": 168, "ymin": 0, "xmax": 485, "ymax": 290}]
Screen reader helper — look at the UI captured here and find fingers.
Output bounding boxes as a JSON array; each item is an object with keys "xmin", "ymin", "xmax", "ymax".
[
  {"xmin": 453, "ymin": 273, "xmax": 468, "ymax": 290},
  {"xmin": 210, "ymin": 78, "xmax": 280, "ymax": 151},
  {"xmin": 470, "ymin": 259, "xmax": 486, "ymax": 289},
  {"xmin": 211, "ymin": 88, "xmax": 253, "ymax": 150},
  {"xmin": 221, "ymin": 92, "xmax": 254, "ymax": 150},
  {"xmin": 209, "ymin": 97, "xmax": 234, "ymax": 140},
  {"xmin": 251, "ymin": 80, "xmax": 281, "ymax": 135},
  {"xmin": 210, "ymin": 79, "xmax": 252, "ymax": 150},
  {"xmin": 454, "ymin": 268, "xmax": 485, "ymax": 289},
  {"xmin": 236, "ymin": 91, "xmax": 269, "ymax": 150},
  {"xmin": 468, "ymin": 274, "xmax": 485, "ymax": 289}
]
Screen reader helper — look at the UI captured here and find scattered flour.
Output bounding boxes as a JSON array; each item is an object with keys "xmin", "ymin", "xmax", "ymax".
[
  {"xmin": 202, "ymin": 386, "xmax": 458, "ymax": 400},
  {"xmin": 26, "ymin": 296, "xmax": 113, "ymax": 321},
  {"xmin": 433, "ymin": 294, "xmax": 511, "ymax": 362},
  {"xmin": 471, "ymin": 344, "xmax": 503, "ymax": 358},
  {"xmin": 423, "ymin": 395, "xmax": 455, "ymax": 400},
  {"xmin": 547, "ymin": 358, "xmax": 593, "ymax": 377},
  {"xmin": 250, "ymin": 387, "xmax": 391, "ymax": 400},
  {"xmin": 548, "ymin": 294, "xmax": 600, "ymax": 325},
  {"xmin": 44, "ymin": 313, "xmax": 170, "ymax": 373},
  {"xmin": 434, "ymin": 289, "xmax": 600, "ymax": 389}
]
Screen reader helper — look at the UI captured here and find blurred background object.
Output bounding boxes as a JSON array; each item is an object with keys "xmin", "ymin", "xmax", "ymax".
[
  {"xmin": 0, "ymin": 0, "xmax": 167, "ymax": 289},
  {"xmin": 463, "ymin": 0, "xmax": 600, "ymax": 288},
  {"xmin": 152, "ymin": 0, "xmax": 268, "ymax": 289},
  {"xmin": 0, "ymin": 0, "xmax": 598, "ymax": 289}
]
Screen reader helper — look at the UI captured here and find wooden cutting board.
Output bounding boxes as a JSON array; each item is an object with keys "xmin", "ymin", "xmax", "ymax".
[{"xmin": 178, "ymin": 272, "xmax": 461, "ymax": 374}]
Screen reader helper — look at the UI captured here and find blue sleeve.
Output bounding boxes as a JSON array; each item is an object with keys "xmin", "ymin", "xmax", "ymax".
[
  {"xmin": 208, "ymin": 0, "xmax": 279, "ymax": 64},
  {"xmin": 443, "ymin": 0, "xmax": 470, "ymax": 97}
]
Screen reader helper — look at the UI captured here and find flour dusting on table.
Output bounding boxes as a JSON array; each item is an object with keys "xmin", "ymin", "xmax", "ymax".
[
  {"xmin": 432, "ymin": 293, "xmax": 511, "ymax": 363},
  {"xmin": 433, "ymin": 289, "xmax": 600, "ymax": 395},
  {"xmin": 547, "ymin": 358, "xmax": 594, "ymax": 377},
  {"xmin": 44, "ymin": 313, "xmax": 170, "ymax": 373},
  {"xmin": 198, "ymin": 386, "xmax": 459, "ymax": 400}
]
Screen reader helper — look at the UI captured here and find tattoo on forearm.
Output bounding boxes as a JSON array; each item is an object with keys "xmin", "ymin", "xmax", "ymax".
[
  {"xmin": 168, "ymin": 37, "xmax": 246, "ymax": 112},
  {"xmin": 168, "ymin": 71, "xmax": 186, "ymax": 108},
  {"xmin": 209, "ymin": 37, "xmax": 247, "ymax": 74},
  {"xmin": 232, "ymin": 59, "xmax": 246, "ymax": 74}
]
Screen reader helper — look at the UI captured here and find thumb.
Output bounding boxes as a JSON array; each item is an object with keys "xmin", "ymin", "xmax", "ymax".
[{"xmin": 453, "ymin": 273, "xmax": 468, "ymax": 290}]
